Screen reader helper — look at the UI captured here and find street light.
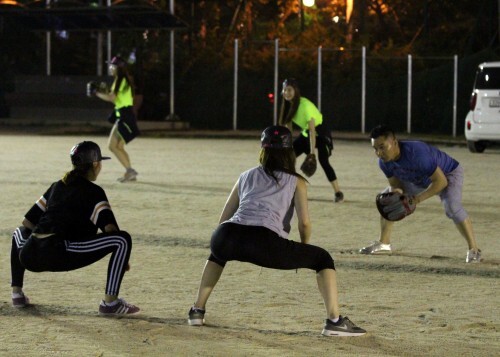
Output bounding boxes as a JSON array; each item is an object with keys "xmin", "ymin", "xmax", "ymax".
[{"xmin": 299, "ymin": 0, "xmax": 314, "ymax": 32}]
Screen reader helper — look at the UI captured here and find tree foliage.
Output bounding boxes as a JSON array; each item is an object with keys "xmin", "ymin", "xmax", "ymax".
[
  {"xmin": 3, "ymin": 0, "xmax": 498, "ymax": 74},
  {"xmin": 2, "ymin": 0, "xmax": 499, "ymax": 130},
  {"xmin": 180, "ymin": 0, "xmax": 497, "ymax": 59}
]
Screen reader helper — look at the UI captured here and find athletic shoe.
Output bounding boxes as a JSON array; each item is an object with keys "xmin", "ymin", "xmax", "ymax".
[
  {"xmin": 359, "ymin": 241, "xmax": 392, "ymax": 254},
  {"xmin": 321, "ymin": 316, "xmax": 366, "ymax": 337},
  {"xmin": 117, "ymin": 169, "xmax": 138, "ymax": 183},
  {"xmin": 12, "ymin": 293, "xmax": 30, "ymax": 308},
  {"xmin": 98, "ymin": 298, "xmax": 140, "ymax": 316},
  {"xmin": 466, "ymin": 249, "xmax": 482, "ymax": 263},
  {"xmin": 188, "ymin": 307, "xmax": 205, "ymax": 326},
  {"xmin": 334, "ymin": 191, "xmax": 344, "ymax": 203}
]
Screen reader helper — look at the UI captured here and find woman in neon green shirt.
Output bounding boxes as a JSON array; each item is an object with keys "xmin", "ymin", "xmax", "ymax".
[
  {"xmin": 96, "ymin": 56, "xmax": 140, "ymax": 182},
  {"xmin": 279, "ymin": 78, "xmax": 344, "ymax": 202}
]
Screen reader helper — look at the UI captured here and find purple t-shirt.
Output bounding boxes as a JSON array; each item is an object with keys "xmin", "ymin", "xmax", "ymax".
[{"xmin": 379, "ymin": 141, "xmax": 459, "ymax": 188}]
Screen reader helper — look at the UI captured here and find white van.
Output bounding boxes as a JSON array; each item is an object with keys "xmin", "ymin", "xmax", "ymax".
[{"xmin": 465, "ymin": 61, "xmax": 500, "ymax": 152}]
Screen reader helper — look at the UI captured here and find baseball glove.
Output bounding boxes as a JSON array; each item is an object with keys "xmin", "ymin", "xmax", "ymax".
[
  {"xmin": 86, "ymin": 81, "xmax": 109, "ymax": 97},
  {"xmin": 97, "ymin": 81, "xmax": 109, "ymax": 93},
  {"xmin": 86, "ymin": 81, "xmax": 98, "ymax": 97},
  {"xmin": 300, "ymin": 154, "xmax": 317, "ymax": 177},
  {"xmin": 376, "ymin": 191, "xmax": 416, "ymax": 221}
]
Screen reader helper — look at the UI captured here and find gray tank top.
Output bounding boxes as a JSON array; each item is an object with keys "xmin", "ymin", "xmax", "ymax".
[{"xmin": 226, "ymin": 166, "xmax": 297, "ymax": 238}]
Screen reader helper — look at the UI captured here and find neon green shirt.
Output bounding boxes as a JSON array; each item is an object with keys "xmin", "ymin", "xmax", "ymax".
[
  {"xmin": 292, "ymin": 97, "xmax": 323, "ymax": 137},
  {"xmin": 111, "ymin": 79, "xmax": 133, "ymax": 109}
]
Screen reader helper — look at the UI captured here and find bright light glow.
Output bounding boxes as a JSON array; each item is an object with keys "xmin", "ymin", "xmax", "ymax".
[
  {"xmin": 303, "ymin": 0, "xmax": 315, "ymax": 7},
  {"xmin": 0, "ymin": 0, "xmax": 22, "ymax": 5},
  {"xmin": 346, "ymin": 0, "xmax": 353, "ymax": 23},
  {"xmin": 332, "ymin": 16, "xmax": 339, "ymax": 23},
  {"xmin": 56, "ymin": 31, "xmax": 69, "ymax": 40}
]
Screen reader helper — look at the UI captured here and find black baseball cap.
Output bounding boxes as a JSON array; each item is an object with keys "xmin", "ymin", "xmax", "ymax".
[
  {"xmin": 261, "ymin": 126, "xmax": 293, "ymax": 149},
  {"xmin": 70, "ymin": 141, "xmax": 111, "ymax": 165},
  {"xmin": 107, "ymin": 56, "xmax": 127, "ymax": 67}
]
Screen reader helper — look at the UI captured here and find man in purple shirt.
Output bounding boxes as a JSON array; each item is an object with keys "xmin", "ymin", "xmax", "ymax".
[{"xmin": 359, "ymin": 125, "xmax": 482, "ymax": 263}]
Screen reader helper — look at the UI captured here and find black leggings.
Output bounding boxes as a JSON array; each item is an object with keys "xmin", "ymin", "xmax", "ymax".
[
  {"xmin": 294, "ymin": 132, "xmax": 337, "ymax": 182},
  {"xmin": 11, "ymin": 226, "xmax": 132, "ymax": 296},
  {"xmin": 208, "ymin": 223, "xmax": 335, "ymax": 273}
]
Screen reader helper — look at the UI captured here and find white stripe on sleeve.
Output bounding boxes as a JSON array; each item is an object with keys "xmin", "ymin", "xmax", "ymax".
[
  {"xmin": 35, "ymin": 196, "xmax": 47, "ymax": 211},
  {"xmin": 90, "ymin": 201, "xmax": 112, "ymax": 225}
]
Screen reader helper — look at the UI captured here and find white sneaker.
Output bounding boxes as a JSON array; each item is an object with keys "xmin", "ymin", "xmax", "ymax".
[
  {"xmin": 466, "ymin": 249, "xmax": 482, "ymax": 263},
  {"xmin": 359, "ymin": 241, "xmax": 392, "ymax": 254},
  {"xmin": 117, "ymin": 169, "xmax": 138, "ymax": 183}
]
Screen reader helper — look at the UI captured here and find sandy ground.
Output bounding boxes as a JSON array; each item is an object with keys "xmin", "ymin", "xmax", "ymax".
[{"xmin": 0, "ymin": 134, "xmax": 498, "ymax": 356}]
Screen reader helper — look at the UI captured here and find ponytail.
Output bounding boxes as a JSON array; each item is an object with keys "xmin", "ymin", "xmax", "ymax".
[{"xmin": 62, "ymin": 163, "xmax": 93, "ymax": 184}]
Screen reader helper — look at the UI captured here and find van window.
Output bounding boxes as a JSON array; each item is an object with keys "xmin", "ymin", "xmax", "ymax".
[{"xmin": 475, "ymin": 67, "xmax": 500, "ymax": 89}]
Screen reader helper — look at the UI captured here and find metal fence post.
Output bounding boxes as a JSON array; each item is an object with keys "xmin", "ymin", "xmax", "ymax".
[
  {"xmin": 274, "ymin": 38, "xmax": 279, "ymax": 125},
  {"xmin": 106, "ymin": 0, "xmax": 112, "ymax": 65},
  {"xmin": 45, "ymin": 0, "xmax": 51, "ymax": 76},
  {"xmin": 46, "ymin": 32, "xmax": 51, "ymax": 76},
  {"xmin": 165, "ymin": 0, "xmax": 176, "ymax": 120},
  {"xmin": 407, "ymin": 54, "xmax": 412, "ymax": 134},
  {"xmin": 97, "ymin": 32, "xmax": 103, "ymax": 76},
  {"xmin": 233, "ymin": 39, "xmax": 239, "ymax": 130},
  {"xmin": 361, "ymin": 46, "xmax": 366, "ymax": 133}
]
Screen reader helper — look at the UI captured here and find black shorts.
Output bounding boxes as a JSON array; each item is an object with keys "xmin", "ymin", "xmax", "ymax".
[{"xmin": 108, "ymin": 106, "xmax": 140, "ymax": 143}]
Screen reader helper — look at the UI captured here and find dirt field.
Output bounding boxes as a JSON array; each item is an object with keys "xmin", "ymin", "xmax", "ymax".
[{"xmin": 0, "ymin": 134, "xmax": 498, "ymax": 356}]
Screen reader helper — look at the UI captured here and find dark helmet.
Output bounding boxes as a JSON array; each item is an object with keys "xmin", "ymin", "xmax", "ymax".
[
  {"xmin": 108, "ymin": 56, "xmax": 127, "ymax": 67},
  {"xmin": 261, "ymin": 126, "xmax": 293, "ymax": 149},
  {"xmin": 70, "ymin": 141, "xmax": 111, "ymax": 166}
]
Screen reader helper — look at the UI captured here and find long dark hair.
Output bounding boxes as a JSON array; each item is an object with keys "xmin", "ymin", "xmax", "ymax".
[
  {"xmin": 259, "ymin": 147, "xmax": 307, "ymax": 184},
  {"xmin": 62, "ymin": 163, "xmax": 93, "ymax": 185},
  {"xmin": 113, "ymin": 66, "xmax": 134, "ymax": 96},
  {"xmin": 279, "ymin": 78, "xmax": 301, "ymax": 126}
]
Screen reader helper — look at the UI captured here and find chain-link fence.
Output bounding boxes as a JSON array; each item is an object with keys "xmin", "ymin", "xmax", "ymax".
[{"xmin": 232, "ymin": 40, "xmax": 469, "ymax": 136}]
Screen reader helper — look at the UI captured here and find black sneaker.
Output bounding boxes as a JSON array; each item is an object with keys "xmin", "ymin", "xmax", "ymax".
[
  {"xmin": 321, "ymin": 316, "xmax": 366, "ymax": 336},
  {"xmin": 188, "ymin": 307, "xmax": 205, "ymax": 326},
  {"xmin": 334, "ymin": 191, "xmax": 344, "ymax": 203}
]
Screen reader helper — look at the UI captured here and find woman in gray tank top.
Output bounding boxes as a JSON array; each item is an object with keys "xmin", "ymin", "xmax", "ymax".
[{"xmin": 187, "ymin": 126, "xmax": 366, "ymax": 337}]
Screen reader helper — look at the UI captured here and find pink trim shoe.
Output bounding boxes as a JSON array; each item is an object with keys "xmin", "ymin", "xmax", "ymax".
[
  {"xmin": 12, "ymin": 293, "xmax": 30, "ymax": 308},
  {"xmin": 98, "ymin": 298, "xmax": 140, "ymax": 316}
]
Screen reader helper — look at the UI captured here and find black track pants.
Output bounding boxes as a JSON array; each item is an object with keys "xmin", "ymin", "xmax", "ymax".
[{"xmin": 11, "ymin": 227, "xmax": 132, "ymax": 296}]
